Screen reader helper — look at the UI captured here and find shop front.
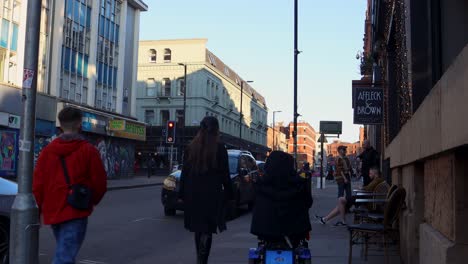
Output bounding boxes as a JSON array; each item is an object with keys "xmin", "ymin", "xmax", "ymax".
[
  {"xmin": 59, "ymin": 103, "xmax": 146, "ymax": 179},
  {"xmin": 0, "ymin": 112, "xmax": 20, "ymax": 178}
]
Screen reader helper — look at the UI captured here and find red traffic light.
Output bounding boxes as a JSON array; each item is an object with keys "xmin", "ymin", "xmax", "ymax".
[{"xmin": 168, "ymin": 122, "xmax": 174, "ymax": 128}]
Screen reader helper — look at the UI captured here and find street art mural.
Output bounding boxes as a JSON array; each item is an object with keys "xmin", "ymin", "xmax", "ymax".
[
  {"xmin": 89, "ymin": 136, "xmax": 134, "ymax": 179},
  {"xmin": 34, "ymin": 136, "xmax": 56, "ymax": 165},
  {"xmin": 0, "ymin": 130, "xmax": 18, "ymax": 177}
]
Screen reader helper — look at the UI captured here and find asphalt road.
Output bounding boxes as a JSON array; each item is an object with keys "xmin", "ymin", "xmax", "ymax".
[{"xmin": 38, "ymin": 186, "xmax": 256, "ymax": 264}]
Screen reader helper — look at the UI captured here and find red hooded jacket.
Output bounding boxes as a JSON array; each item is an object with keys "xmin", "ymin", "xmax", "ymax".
[{"xmin": 33, "ymin": 135, "xmax": 107, "ymax": 225}]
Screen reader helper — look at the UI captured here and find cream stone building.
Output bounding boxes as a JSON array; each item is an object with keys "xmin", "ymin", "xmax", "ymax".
[{"xmin": 136, "ymin": 39, "xmax": 268, "ymax": 158}]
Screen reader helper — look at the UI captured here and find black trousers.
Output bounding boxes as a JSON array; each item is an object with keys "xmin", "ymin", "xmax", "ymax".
[{"xmin": 195, "ymin": 232, "xmax": 212, "ymax": 264}]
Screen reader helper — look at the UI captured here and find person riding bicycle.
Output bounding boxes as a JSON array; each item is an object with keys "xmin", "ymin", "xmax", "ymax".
[{"xmin": 250, "ymin": 151, "xmax": 312, "ymax": 248}]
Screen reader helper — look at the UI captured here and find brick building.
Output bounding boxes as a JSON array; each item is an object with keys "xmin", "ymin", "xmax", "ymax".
[{"xmin": 286, "ymin": 122, "xmax": 317, "ymax": 165}]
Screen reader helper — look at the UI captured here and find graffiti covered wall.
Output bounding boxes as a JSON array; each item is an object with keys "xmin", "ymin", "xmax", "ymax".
[
  {"xmin": 86, "ymin": 134, "xmax": 135, "ymax": 179},
  {"xmin": 0, "ymin": 129, "xmax": 18, "ymax": 177}
]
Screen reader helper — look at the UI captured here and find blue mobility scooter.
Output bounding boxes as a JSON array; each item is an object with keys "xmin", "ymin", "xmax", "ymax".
[{"xmin": 248, "ymin": 237, "xmax": 311, "ymax": 264}]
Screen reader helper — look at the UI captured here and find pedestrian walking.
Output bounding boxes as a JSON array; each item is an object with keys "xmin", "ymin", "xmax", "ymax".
[
  {"xmin": 251, "ymin": 151, "xmax": 312, "ymax": 248},
  {"xmin": 358, "ymin": 139, "xmax": 380, "ymax": 186},
  {"xmin": 178, "ymin": 116, "xmax": 234, "ymax": 264},
  {"xmin": 335, "ymin": 146, "xmax": 352, "ymax": 202},
  {"xmin": 33, "ymin": 107, "xmax": 107, "ymax": 264}
]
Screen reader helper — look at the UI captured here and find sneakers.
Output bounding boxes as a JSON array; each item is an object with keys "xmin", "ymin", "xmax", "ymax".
[
  {"xmin": 315, "ymin": 215, "xmax": 326, "ymax": 225},
  {"xmin": 333, "ymin": 221, "xmax": 347, "ymax": 227}
]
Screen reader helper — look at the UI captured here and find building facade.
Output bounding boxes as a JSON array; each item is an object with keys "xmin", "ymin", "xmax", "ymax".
[
  {"xmin": 286, "ymin": 122, "xmax": 317, "ymax": 165},
  {"xmin": 0, "ymin": 0, "xmax": 148, "ymax": 179},
  {"xmin": 136, "ymin": 39, "xmax": 269, "ymax": 159},
  {"xmin": 363, "ymin": 0, "xmax": 468, "ymax": 263},
  {"xmin": 326, "ymin": 140, "xmax": 361, "ymax": 157},
  {"xmin": 267, "ymin": 125, "xmax": 287, "ymax": 152}
]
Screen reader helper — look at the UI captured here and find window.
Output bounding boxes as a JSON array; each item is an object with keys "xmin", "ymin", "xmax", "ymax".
[
  {"xmin": 146, "ymin": 78, "xmax": 156, "ymax": 97},
  {"xmin": 161, "ymin": 110, "xmax": 169, "ymax": 125},
  {"xmin": 224, "ymin": 67, "xmax": 230, "ymax": 76},
  {"xmin": 1, "ymin": 19, "xmax": 9, "ymax": 48},
  {"xmin": 304, "ymin": 146, "xmax": 306, "ymax": 150},
  {"xmin": 164, "ymin": 48, "xmax": 171, "ymax": 62},
  {"xmin": 178, "ymin": 78, "xmax": 185, "ymax": 96},
  {"xmin": 163, "ymin": 78, "xmax": 171, "ymax": 96},
  {"xmin": 149, "ymin": 49, "xmax": 156, "ymax": 62},
  {"xmin": 145, "ymin": 110, "xmax": 154, "ymax": 124}
]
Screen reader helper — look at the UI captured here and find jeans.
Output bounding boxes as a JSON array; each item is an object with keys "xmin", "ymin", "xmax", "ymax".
[{"xmin": 51, "ymin": 218, "xmax": 88, "ymax": 264}]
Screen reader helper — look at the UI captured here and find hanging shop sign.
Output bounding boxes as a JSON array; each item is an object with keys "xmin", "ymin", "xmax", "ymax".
[
  {"xmin": 353, "ymin": 87, "xmax": 384, "ymax": 125},
  {"xmin": 110, "ymin": 120, "xmax": 146, "ymax": 141},
  {"xmin": 0, "ymin": 112, "xmax": 21, "ymax": 129},
  {"xmin": 82, "ymin": 112, "xmax": 109, "ymax": 135}
]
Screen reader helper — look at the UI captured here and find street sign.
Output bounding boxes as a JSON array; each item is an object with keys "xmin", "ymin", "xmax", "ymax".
[
  {"xmin": 317, "ymin": 134, "xmax": 328, "ymax": 143},
  {"xmin": 320, "ymin": 121, "xmax": 342, "ymax": 135},
  {"xmin": 353, "ymin": 87, "xmax": 383, "ymax": 124}
]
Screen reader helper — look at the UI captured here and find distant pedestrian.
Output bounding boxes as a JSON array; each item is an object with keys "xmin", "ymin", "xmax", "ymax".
[
  {"xmin": 33, "ymin": 107, "xmax": 107, "ymax": 264},
  {"xmin": 147, "ymin": 157, "xmax": 156, "ymax": 178},
  {"xmin": 358, "ymin": 140, "xmax": 380, "ymax": 186},
  {"xmin": 178, "ymin": 116, "xmax": 234, "ymax": 264}
]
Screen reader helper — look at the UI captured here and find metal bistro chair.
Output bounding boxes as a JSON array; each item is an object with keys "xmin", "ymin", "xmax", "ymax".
[
  {"xmin": 352, "ymin": 182, "xmax": 391, "ymax": 224},
  {"xmin": 347, "ymin": 187, "xmax": 406, "ymax": 264}
]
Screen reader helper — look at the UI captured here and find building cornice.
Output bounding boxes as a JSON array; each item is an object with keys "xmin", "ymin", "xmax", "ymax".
[{"xmin": 128, "ymin": 0, "xmax": 148, "ymax": 11}]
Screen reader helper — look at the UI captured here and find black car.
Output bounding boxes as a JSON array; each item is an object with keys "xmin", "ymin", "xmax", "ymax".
[{"xmin": 161, "ymin": 150, "xmax": 258, "ymax": 217}]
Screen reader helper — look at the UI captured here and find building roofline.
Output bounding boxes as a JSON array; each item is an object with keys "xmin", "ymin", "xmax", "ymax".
[
  {"xmin": 139, "ymin": 38, "xmax": 208, "ymax": 44},
  {"xmin": 128, "ymin": 0, "xmax": 149, "ymax": 11}
]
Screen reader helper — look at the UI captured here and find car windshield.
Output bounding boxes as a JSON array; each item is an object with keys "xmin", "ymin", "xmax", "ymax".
[{"xmin": 228, "ymin": 155, "xmax": 238, "ymax": 174}]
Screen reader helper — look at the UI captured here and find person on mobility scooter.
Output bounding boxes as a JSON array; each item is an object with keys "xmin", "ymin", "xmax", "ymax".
[{"xmin": 249, "ymin": 151, "xmax": 313, "ymax": 264}]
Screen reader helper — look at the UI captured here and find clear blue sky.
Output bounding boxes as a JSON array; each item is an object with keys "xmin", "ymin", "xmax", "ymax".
[{"xmin": 140, "ymin": 0, "xmax": 367, "ymax": 143}]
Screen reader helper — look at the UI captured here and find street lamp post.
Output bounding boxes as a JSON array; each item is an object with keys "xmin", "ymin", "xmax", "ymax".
[
  {"xmin": 272, "ymin": 110, "xmax": 282, "ymax": 150},
  {"xmin": 239, "ymin": 80, "xmax": 253, "ymax": 149},
  {"xmin": 178, "ymin": 63, "xmax": 187, "ymax": 162}
]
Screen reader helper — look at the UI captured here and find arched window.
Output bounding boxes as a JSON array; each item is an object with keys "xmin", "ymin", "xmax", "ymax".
[
  {"xmin": 149, "ymin": 49, "xmax": 156, "ymax": 62},
  {"xmin": 164, "ymin": 48, "xmax": 171, "ymax": 62}
]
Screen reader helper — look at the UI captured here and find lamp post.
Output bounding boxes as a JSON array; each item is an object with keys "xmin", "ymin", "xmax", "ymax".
[
  {"xmin": 293, "ymin": 0, "xmax": 300, "ymax": 168},
  {"xmin": 239, "ymin": 80, "xmax": 253, "ymax": 149},
  {"xmin": 178, "ymin": 63, "xmax": 187, "ymax": 162},
  {"xmin": 272, "ymin": 110, "xmax": 282, "ymax": 150}
]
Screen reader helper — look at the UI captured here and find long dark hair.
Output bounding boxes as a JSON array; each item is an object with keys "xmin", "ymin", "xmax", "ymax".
[
  {"xmin": 187, "ymin": 116, "xmax": 220, "ymax": 173},
  {"xmin": 263, "ymin": 151, "xmax": 297, "ymax": 189}
]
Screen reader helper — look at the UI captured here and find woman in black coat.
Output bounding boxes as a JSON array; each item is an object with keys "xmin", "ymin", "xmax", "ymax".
[
  {"xmin": 178, "ymin": 116, "xmax": 234, "ymax": 264},
  {"xmin": 251, "ymin": 151, "xmax": 312, "ymax": 246}
]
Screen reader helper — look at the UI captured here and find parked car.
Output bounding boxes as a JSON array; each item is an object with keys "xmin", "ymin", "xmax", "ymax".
[
  {"xmin": 161, "ymin": 150, "xmax": 259, "ymax": 217},
  {"xmin": 0, "ymin": 177, "xmax": 18, "ymax": 263},
  {"xmin": 256, "ymin": 161, "xmax": 265, "ymax": 178}
]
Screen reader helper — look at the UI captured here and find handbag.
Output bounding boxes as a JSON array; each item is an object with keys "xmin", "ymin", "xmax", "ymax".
[{"xmin": 60, "ymin": 157, "xmax": 93, "ymax": 210}]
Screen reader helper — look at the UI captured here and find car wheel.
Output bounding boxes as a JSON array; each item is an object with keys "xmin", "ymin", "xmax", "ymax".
[
  {"xmin": 0, "ymin": 220, "xmax": 9, "ymax": 264},
  {"xmin": 164, "ymin": 207, "xmax": 176, "ymax": 216}
]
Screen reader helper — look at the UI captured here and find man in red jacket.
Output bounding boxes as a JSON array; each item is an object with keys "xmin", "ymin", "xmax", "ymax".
[{"xmin": 33, "ymin": 107, "xmax": 107, "ymax": 264}]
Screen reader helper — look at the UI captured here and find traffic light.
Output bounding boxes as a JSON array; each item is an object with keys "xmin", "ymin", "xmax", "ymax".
[{"xmin": 166, "ymin": 120, "xmax": 176, "ymax": 144}]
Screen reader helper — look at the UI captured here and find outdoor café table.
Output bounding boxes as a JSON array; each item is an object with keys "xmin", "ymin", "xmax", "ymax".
[
  {"xmin": 354, "ymin": 198, "xmax": 388, "ymax": 204},
  {"xmin": 352, "ymin": 193, "xmax": 387, "ymax": 198}
]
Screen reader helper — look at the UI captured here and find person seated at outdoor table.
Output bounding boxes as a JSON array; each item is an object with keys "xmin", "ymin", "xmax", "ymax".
[
  {"xmin": 359, "ymin": 167, "xmax": 384, "ymax": 192},
  {"xmin": 315, "ymin": 167, "xmax": 384, "ymax": 226}
]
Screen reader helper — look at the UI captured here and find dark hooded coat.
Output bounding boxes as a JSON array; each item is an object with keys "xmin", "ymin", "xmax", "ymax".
[
  {"xmin": 179, "ymin": 143, "xmax": 234, "ymax": 233},
  {"xmin": 250, "ymin": 151, "xmax": 312, "ymax": 238}
]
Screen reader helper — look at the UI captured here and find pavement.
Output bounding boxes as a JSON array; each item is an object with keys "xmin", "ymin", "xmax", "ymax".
[
  {"xmin": 107, "ymin": 175, "xmax": 165, "ymax": 191},
  {"xmin": 37, "ymin": 177, "xmax": 401, "ymax": 264}
]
